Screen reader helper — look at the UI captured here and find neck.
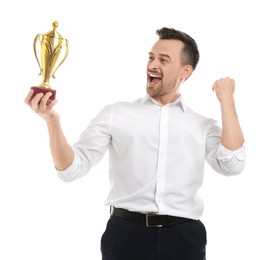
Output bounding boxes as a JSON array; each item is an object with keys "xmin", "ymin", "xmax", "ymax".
[{"xmin": 153, "ymin": 92, "xmax": 180, "ymax": 105}]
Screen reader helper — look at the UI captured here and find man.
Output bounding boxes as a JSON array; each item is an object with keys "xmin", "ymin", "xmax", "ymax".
[{"xmin": 25, "ymin": 27, "xmax": 246, "ymax": 260}]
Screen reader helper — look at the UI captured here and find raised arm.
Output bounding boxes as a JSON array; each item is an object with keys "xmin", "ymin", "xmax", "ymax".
[
  {"xmin": 212, "ymin": 77, "xmax": 245, "ymax": 151},
  {"xmin": 24, "ymin": 90, "xmax": 74, "ymax": 170}
]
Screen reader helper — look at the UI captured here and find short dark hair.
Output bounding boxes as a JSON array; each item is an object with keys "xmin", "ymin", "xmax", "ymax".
[{"xmin": 156, "ymin": 27, "xmax": 200, "ymax": 70}]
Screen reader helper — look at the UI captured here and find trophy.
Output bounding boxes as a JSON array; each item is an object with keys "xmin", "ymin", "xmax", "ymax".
[{"xmin": 31, "ymin": 21, "xmax": 69, "ymax": 103}]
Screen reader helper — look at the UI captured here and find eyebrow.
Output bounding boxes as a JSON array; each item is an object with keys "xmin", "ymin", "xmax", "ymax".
[{"xmin": 149, "ymin": 52, "xmax": 171, "ymax": 60}]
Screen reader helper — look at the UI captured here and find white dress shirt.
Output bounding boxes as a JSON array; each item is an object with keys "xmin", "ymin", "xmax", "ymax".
[{"xmin": 57, "ymin": 95, "xmax": 246, "ymax": 220}]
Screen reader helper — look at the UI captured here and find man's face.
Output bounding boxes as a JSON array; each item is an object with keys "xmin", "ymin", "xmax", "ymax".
[{"xmin": 146, "ymin": 39, "xmax": 186, "ymax": 101}]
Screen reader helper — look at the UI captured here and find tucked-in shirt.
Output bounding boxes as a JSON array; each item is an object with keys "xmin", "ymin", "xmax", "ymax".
[{"xmin": 57, "ymin": 95, "xmax": 246, "ymax": 220}]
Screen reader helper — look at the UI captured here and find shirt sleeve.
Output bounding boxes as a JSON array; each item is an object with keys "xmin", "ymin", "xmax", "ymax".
[
  {"xmin": 205, "ymin": 120, "xmax": 246, "ymax": 176},
  {"xmin": 57, "ymin": 105, "xmax": 113, "ymax": 182}
]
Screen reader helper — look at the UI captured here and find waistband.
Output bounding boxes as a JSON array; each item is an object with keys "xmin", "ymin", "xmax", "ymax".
[{"xmin": 111, "ymin": 207, "xmax": 194, "ymax": 228}]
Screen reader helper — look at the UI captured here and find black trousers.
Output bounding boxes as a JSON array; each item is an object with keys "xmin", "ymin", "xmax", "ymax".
[{"xmin": 101, "ymin": 215, "xmax": 206, "ymax": 260}]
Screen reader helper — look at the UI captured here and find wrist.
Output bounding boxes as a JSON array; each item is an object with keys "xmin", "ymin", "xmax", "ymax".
[
  {"xmin": 219, "ymin": 96, "xmax": 235, "ymax": 106},
  {"xmin": 45, "ymin": 114, "xmax": 61, "ymax": 127}
]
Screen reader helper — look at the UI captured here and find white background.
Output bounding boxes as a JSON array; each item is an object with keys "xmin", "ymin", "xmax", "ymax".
[{"xmin": 1, "ymin": 0, "xmax": 271, "ymax": 259}]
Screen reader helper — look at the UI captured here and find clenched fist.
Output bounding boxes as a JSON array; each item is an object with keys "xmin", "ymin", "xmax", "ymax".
[{"xmin": 212, "ymin": 77, "xmax": 235, "ymax": 103}]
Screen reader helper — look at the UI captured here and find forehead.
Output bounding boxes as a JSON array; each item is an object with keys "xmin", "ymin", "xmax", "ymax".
[{"xmin": 150, "ymin": 39, "xmax": 184, "ymax": 56}]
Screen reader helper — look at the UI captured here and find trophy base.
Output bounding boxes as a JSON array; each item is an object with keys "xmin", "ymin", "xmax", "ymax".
[{"xmin": 30, "ymin": 86, "xmax": 56, "ymax": 103}]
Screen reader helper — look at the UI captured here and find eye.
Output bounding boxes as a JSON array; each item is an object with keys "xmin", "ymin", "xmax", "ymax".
[
  {"xmin": 160, "ymin": 58, "xmax": 168, "ymax": 64},
  {"xmin": 148, "ymin": 56, "xmax": 154, "ymax": 62}
]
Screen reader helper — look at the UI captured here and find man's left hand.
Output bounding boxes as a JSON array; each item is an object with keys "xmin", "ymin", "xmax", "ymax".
[{"xmin": 212, "ymin": 77, "xmax": 235, "ymax": 103}]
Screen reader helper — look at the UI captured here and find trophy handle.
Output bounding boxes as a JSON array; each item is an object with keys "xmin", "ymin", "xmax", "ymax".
[
  {"xmin": 52, "ymin": 39, "xmax": 70, "ymax": 79},
  {"xmin": 33, "ymin": 34, "xmax": 42, "ymax": 76}
]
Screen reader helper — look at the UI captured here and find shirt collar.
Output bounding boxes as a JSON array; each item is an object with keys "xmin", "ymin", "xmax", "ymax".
[{"xmin": 140, "ymin": 95, "xmax": 187, "ymax": 112}]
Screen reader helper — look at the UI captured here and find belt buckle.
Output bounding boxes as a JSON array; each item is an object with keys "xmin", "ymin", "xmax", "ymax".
[{"xmin": 145, "ymin": 214, "xmax": 163, "ymax": 228}]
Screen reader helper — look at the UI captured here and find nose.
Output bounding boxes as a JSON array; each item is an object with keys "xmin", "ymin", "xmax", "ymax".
[{"xmin": 148, "ymin": 58, "xmax": 160, "ymax": 71}]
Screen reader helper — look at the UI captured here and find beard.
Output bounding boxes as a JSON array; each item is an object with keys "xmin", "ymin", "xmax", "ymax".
[
  {"xmin": 146, "ymin": 84, "xmax": 165, "ymax": 98},
  {"xmin": 146, "ymin": 81, "xmax": 177, "ymax": 99}
]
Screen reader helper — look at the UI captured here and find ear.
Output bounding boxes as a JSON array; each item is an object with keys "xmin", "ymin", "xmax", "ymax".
[{"xmin": 180, "ymin": 65, "xmax": 193, "ymax": 80}]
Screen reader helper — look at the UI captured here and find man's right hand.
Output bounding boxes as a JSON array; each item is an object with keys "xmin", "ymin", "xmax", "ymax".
[{"xmin": 24, "ymin": 90, "xmax": 59, "ymax": 124}]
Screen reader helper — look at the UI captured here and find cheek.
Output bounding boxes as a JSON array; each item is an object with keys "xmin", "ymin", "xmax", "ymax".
[{"xmin": 165, "ymin": 69, "xmax": 180, "ymax": 81}]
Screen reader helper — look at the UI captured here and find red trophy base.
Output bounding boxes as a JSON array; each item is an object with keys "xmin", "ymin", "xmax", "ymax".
[{"xmin": 30, "ymin": 86, "xmax": 56, "ymax": 103}]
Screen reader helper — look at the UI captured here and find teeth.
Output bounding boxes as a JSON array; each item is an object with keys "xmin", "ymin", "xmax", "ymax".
[{"xmin": 148, "ymin": 72, "xmax": 161, "ymax": 78}]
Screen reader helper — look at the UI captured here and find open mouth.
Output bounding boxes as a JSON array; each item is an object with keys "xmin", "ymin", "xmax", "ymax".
[{"xmin": 148, "ymin": 72, "xmax": 162, "ymax": 85}]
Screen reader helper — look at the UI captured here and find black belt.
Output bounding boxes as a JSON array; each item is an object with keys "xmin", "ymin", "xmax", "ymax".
[{"xmin": 111, "ymin": 207, "xmax": 194, "ymax": 227}]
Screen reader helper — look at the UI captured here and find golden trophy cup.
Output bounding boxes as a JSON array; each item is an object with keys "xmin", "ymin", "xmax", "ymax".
[{"xmin": 31, "ymin": 21, "xmax": 69, "ymax": 103}]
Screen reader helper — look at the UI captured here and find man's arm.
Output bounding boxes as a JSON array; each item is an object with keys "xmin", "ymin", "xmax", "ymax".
[
  {"xmin": 24, "ymin": 90, "xmax": 74, "ymax": 170},
  {"xmin": 212, "ymin": 77, "xmax": 245, "ymax": 150}
]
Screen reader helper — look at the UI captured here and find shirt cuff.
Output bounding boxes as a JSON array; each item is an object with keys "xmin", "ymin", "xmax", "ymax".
[
  {"xmin": 217, "ymin": 142, "xmax": 246, "ymax": 162},
  {"xmin": 56, "ymin": 153, "xmax": 81, "ymax": 182}
]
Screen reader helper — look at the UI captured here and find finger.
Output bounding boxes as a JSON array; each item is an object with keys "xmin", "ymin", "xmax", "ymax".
[
  {"xmin": 212, "ymin": 81, "xmax": 217, "ymax": 91},
  {"xmin": 46, "ymin": 98, "xmax": 58, "ymax": 111},
  {"xmin": 24, "ymin": 89, "xmax": 34, "ymax": 105},
  {"xmin": 31, "ymin": 93, "xmax": 44, "ymax": 111},
  {"xmin": 39, "ymin": 92, "xmax": 52, "ymax": 111}
]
